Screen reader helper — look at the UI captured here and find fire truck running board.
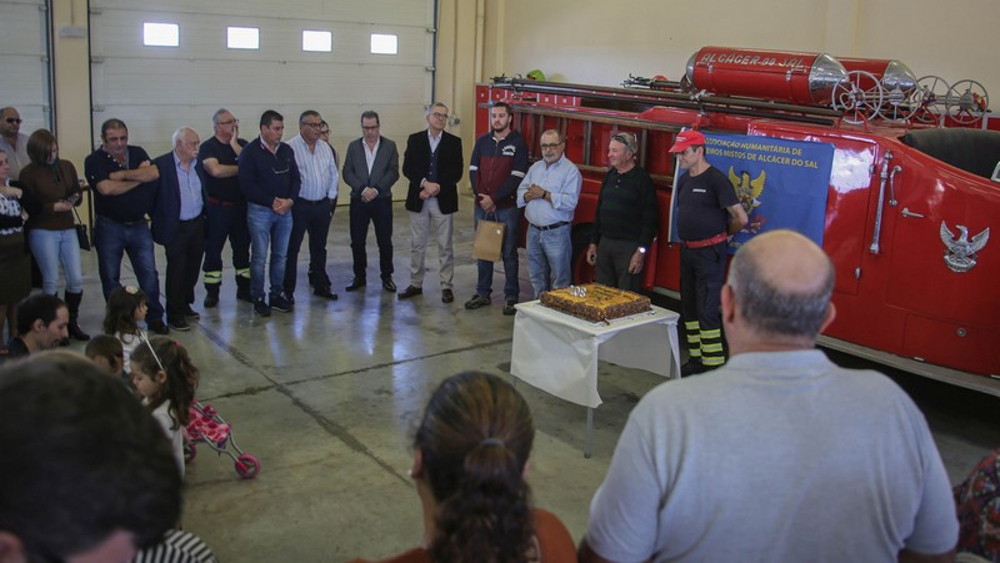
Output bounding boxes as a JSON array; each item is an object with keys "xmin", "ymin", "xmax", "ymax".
[
  {"xmin": 650, "ymin": 287, "xmax": 1000, "ymax": 396},
  {"xmin": 815, "ymin": 336, "xmax": 999, "ymax": 397}
]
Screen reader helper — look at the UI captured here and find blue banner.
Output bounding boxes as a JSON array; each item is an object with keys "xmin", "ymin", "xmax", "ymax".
[{"xmin": 668, "ymin": 133, "xmax": 834, "ymax": 252}]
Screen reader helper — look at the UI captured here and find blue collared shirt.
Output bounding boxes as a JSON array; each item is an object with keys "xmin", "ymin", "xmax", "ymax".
[
  {"xmin": 516, "ymin": 154, "xmax": 582, "ymax": 227},
  {"xmin": 173, "ymin": 151, "xmax": 203, "ymax": 220},
  {"xmin": 287, "ymin": 134, "xmax": 339, "ymax": 200}
]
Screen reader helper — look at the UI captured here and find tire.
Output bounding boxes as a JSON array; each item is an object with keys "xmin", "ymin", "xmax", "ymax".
[{"xmin": 235, "ymin": 454, "xmax": 261, "ymax": 479}]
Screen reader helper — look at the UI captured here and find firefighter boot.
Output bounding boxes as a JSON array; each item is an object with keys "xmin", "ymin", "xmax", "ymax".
[
  {"xmin": 64, "ymin": 291, "xmax": 91, "ymax": 342},
  {"xmin": 204, "ymin": 283, "xmax": 220, "ymax": 308},
  {"xmin": 236, "ymin": 275, "xmax": 252, "ymax": 303}
]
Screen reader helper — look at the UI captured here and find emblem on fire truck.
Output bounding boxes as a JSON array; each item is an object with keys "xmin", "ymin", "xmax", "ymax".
[{"xmin": 939, "ymin": 221, "xmax": 990, "ymax": 273}]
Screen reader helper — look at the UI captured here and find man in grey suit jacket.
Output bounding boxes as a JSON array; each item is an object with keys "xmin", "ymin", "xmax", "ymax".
[{"xmin": 341, "ymin": 110, "xmax": 400, "ymax": 292}]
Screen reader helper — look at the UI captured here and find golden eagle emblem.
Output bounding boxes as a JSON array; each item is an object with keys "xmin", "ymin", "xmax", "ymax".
[
  {"xmin": 940, "ymin": 221, "xmax": 989, "ymax": 273},
  {"xmin": 728, "ymin": 167, "xmax": 765, "ymax": 216}
]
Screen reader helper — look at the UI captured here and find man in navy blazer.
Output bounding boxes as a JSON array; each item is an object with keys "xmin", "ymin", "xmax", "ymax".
[
  {"xmin": 152, "ymin": 127, "xmax": 207, "ymax": 332},
  {"xmin": 341, "ymin": 110, "xmax": 400, "ymax": 293},
  {"xmin": 398, "ymin": 102, "xmax": 463, "ymax": 304}
]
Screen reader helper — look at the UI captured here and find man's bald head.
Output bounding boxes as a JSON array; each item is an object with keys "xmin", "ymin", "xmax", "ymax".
[{"xmin": 727, "ymin": 230, "xmax": 834, "ymax": 342}]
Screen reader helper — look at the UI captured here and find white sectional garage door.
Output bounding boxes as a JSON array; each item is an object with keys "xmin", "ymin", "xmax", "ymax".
[
  {"xmin": 0, "ymin": 0, "xmax": 52, "ymax": 134},
  {"xmin": 88, "ymin": 0, "xmax": 436, "ymax": 162}
]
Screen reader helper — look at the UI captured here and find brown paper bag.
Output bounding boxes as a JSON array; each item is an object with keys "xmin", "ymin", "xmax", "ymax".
[{"xmin": 473, "ymin": 219, "xmax": 506, "ymax": 262}]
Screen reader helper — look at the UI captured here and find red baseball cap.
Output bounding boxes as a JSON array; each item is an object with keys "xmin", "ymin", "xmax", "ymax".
[{"xmin": 668, "ymin": 130, "xmax": 706, "ymax": 152}]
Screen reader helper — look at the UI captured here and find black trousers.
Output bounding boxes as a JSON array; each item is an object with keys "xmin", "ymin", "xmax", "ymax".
[
  {"xmin": 202, "ymin": 200, "xmax": 250, "ymax": 286},
  {"xmin": 284, "ymin": 198, "xmax": 335, "ymax": 294},
  {"xmin": 349, "ymin": 197, "xmax": 393, "ymax": 281},
  {"xmin": 594, "ymin": 236, "xmax": 643, "ymax": 292},
  {"xmin": 679, "ymin": 242, "xmax": 727, "ymax": 365},
  {"xmin": 165, "ymin": 216, "xmax": 206, "ymax": 320}
]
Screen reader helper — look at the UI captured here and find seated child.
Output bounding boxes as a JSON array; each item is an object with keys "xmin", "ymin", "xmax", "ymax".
[{"xmin": 84, "ymin": 334, "xmax": 131, "ymax": 393}]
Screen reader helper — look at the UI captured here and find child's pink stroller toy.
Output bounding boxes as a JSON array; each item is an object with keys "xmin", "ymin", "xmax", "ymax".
[{"xmin": 184, "ymin": 400, "xmax": 260, "ymax": 479}]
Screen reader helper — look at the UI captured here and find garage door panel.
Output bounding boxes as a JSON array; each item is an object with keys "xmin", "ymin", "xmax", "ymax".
[
  {"xmin": 93, "ymin": 60, "xmax": 430, "ymax": 106},
  {"xmin": 92, "ymin": 10, "xmax": 430, "ymax": 65},
  {"xmin": 1, "ymin": 3, "xmax": 46, "ymax": 52},
  {"xmin": 0, "ymin": 0, "xmax": 50, "ymax": 129},
  {"xmin": 91, "ymin": 0, "xmax": 432, "ymax": 25},
  {"xmin": 91, "ymin": 0, "xmax": 435, "ymax": 161},
  {"xmin": 90, "ymin": 0, "xmax": 434, "ymax": 169}
]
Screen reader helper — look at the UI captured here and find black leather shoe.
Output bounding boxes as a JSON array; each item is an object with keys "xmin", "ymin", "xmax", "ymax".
[
  {"xmin": 314, "ymin": 287, "xmax": 339, "ymax": 300},
  {"xmin": 203, "ymin": 287, "xmax": 220, "ymax": 308},
  {"xmin": 442, "ymin": 289, "xmax": 454, "ymax": 303},
  {"xmin": 253, "ymin": 299, "xmax": 272, "ymax": 317},
  {"xmin": 183, "ymin": 306, "xmax": 200, "ymax": 319},
  {"xmin": 681, "ymin": 360, "xmax": 711, "ymax": 377},
  {"xmin": 168, "ymin": 317, "xmax": 191, "ymax": 332},
  {"xmin": 148, "ymin": 319, "xmax": 170, "ymax": 335},
  {"xmin": 346, "ymin": 278, "xmax": 366, "ymax": 292},
  {"xmin": 503, "ymin": 300, "xmax": 517, "ymax": 316},
  {"xmin": 398, "ymin": 286, "xmax": 422, "ymax": 299},
  {"xmin": 382, "ymin": 278, "xmax": 396, "ymax": 293}
]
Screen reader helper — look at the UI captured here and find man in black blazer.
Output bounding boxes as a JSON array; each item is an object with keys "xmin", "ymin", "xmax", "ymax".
[
  {"xmin": 151, "ymin": 127, "xmax": 207, "ymax": 332},
  {"xmin": 341, "ymin": 110, "xmax": 400, "ymax": 292},
  {"xmin": 398, "ymin": 103, "xmax": 464, "ymax": 304}
]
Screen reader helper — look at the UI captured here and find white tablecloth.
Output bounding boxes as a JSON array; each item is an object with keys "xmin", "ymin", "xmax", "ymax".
[{"xmin": 510, "ymin": 301, "xmax": 680, "ymax": 408}]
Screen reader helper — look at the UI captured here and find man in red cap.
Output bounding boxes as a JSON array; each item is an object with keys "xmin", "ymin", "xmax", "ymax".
[{"xmin": 669, "ymin": 129, "xmax": 747, "ymax": 375}]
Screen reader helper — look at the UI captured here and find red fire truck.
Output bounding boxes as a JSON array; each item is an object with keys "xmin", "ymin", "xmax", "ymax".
[{"xmin": 475, "ymin": 47, "xmax": 999, "ymax": 394}]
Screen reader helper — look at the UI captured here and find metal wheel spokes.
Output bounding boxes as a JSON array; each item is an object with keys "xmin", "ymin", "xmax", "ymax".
[
  {"xmin": 878, "ymin": 84, "xmax": 923, "ymax": 122},
  {"xmin": 832, "ymin": 70, "xmax": 885, "ymax": 124},
  {"xmin": 946, "ymin": 79, "xmax": 990, "ymax": 124},
  {"xmin": 913, "ymin": 75, "xmax": 950, "ymax": 124}
]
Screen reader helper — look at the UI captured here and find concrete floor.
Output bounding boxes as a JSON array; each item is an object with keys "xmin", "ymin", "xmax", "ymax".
[{"xmin": 65, "ymin": 195, "xmax": 1000, "ymax": 562}]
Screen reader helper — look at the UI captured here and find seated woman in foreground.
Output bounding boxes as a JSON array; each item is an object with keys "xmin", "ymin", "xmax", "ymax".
[{"xmin": 353, "ymin": 371, "xmax": 576, "ymax": 563}]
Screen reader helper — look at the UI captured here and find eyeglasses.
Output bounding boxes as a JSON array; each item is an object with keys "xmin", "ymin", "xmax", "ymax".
[
  {"xmin": 302, "ymin": 121, "xmax": 323, "ymax": 128},
  {"xmin": 4, "ymin": 118, "xmax": 22, "ymax": 124},
  {"xmin": 431, "ymin": 112, "xmax": 448, "ymax": 119},
  {"xmin": 540, "ymin": 142, "xmax": 564, "ymax": 149},
  {"xmin": 362, "ymin": 125, "xmax": 379, "ymax": 130},
  {"xmin": 217, "ymin": 119, "xmax": 239, "ymax": 126}
]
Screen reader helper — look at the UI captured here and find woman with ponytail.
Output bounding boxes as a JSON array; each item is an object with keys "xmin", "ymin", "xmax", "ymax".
[{"xmin": 353, "ymin": 371, "xmax": 575, "ymax": 563}]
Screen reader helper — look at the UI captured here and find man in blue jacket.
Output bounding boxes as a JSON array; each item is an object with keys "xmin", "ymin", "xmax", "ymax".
[
  {"xmin": 239, "ymin": 110, "xmax": 300, "ymax": 317},
  {"xmin": 151, "ymin": 127, "xmax": 206, "ymax": 332}
]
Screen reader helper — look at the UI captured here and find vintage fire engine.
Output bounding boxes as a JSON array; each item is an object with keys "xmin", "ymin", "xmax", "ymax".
[{"xmin": 475, "ymin": 46, "xmax": 999, "ymax": 394}]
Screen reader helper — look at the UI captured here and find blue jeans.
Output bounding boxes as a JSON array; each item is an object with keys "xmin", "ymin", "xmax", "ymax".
[
  {"xmin": 28, "ymin": 228, "xmax": 83, "ymax": 294},
  {"xmin": 526, "ymin": 222, "xmax": 571, "ymax": 298},
  {"xmin": 247, "ymin": 202, "xmax": 292, "ymax": 301},
  {"xmin": 94, "ymin": 216, "xmax": 164, "ymax": 322},
  {"xmin": 474, "ymin": 205, "xmax": 520, "ymax": 301}
]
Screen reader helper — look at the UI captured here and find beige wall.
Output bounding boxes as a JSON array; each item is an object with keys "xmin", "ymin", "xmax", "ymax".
[
  {"xmin": 484, "ymin": 0, "xmax": 1000, "ymax": 106},
  {"xmin": 51, "ymin": 0, "xmax": 93, "ymax": 216}
]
